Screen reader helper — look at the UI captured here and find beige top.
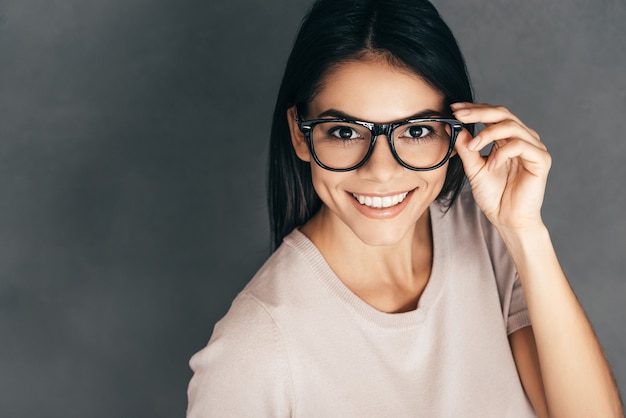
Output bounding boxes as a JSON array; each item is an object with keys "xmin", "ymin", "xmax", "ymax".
[{"xmin": 187, "ymin": 190, "xmax": 536, "ymax": 417}]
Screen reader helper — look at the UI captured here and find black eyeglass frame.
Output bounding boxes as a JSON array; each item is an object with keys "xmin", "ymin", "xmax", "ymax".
[{"xmin": 296, "ymin": 113, "xmax": 464, "ymax": 172}]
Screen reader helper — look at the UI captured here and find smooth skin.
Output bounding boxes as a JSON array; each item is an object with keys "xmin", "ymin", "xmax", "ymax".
[{"xmin": 289, "ymin": 58, "xmax": 623, "ymax": 417}]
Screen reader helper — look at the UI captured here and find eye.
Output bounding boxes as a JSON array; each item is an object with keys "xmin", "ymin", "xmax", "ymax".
[
  {"xmin": 403, "ymin": 125, "xmax": 432, "ymax": 139},
  {"xmin": 330, "ymin": 126, "xmax": 360, "ymax": 140}
]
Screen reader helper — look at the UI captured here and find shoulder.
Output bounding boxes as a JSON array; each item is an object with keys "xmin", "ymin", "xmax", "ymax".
[
  {"xmin": 187, "ymin": 231, "xmax": 320, "ymax": 416},
  {"xmin": 240, "ymin": 229, "xmax": 325, "ymax": 308},
  {"xmin": 440, "ymin": 189, "xmax": 529, "ymax": 331},
  {"xmin": 446, "ymin": 188, "xmax": 513, "ymax": 261},
  {"xmin": 190, "ymin": 233, "xmax": 311, "ymax": 387},
  {"xmin": 435, "ymin": 188, "xmax": 521, "ymax": 298},
  {"xmin": 434, "ymin": 188, "xmax": 499, "ymax": 248},
  {"xmin": 204, "ymin": 292, "xmax": 284, "ymax": 351},
  {"xmin": 187, "ymin": 292, "xmax": 294, "ymax": 416}
]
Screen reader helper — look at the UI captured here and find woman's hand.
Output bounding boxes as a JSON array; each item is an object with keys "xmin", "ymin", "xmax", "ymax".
[{"xmin": 451, "ymin": 102, "xmax": 552, "ymax": 232}]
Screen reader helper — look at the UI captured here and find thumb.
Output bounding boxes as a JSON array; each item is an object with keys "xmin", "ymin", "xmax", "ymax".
[{"xmin": 454, "ymin": 129, "xmax": 486, "ymax": 179}]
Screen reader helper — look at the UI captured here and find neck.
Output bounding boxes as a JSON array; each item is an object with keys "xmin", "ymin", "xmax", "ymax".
[{"xmin": 300, "ymin": 206, "xmax": 433, "ymax": 313}]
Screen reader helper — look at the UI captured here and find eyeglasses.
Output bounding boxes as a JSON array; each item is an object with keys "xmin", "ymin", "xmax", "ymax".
[{"xmin": 296, "ymin": 113, "xmax": 463, "ymax": 172}]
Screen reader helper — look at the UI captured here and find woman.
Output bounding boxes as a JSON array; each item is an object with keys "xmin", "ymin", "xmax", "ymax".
[{"xmin": 187, "ymin": 0, "xmax": 623, "ymax": 416}]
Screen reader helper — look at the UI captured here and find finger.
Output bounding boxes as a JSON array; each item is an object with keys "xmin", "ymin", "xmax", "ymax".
[
  {"xmin": 454, "ymin": 128, "xmax": 488, "ymax": 179},
  {"xmin": 450, "ymin": 101, "xmax": 490, "ymax": 109},
  {"xmin": 451, "ymin": 103, "xmax": 524, "ymax": 126},
  {"xmin": 529, "ymin": 127, "xmax": 540, "ymax": 142},
  {"xmin": 451, "ymin": 103, "xmax": 541, "ymax": 143},
  {"xmin": 488, "ymin": 137, "xmax": 552, "ymax": 176},
  {"xmin": 466, "ymin": 120, "xmax": 546, "ymax": 152}
]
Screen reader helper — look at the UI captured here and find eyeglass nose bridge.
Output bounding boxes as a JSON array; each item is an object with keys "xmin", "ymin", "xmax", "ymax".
[
  {"xmin": 365, "ymin": 123, "xmax": 404, "ymax": 170},
  {"xmin": 370, "ymin": 123, "xmax": 395, "ymax": 142}
]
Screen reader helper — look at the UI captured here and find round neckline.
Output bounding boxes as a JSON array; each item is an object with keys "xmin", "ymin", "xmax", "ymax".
[{"xmin": 284, "ymin": 204, "xmax": 451, "ymax": 330}]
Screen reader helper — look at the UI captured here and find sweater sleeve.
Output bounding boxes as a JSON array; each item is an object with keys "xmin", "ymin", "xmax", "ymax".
[
  {"xmin": 186, "ymin": 293, "xmax": 294, "ymax": 417},
  {"xmin": 477, "ymin": 202, "xmax": 532, "ymax": 336},
  {"xmin": 506, "ymin": 273, "xmax": 532, "ymax": 335}
]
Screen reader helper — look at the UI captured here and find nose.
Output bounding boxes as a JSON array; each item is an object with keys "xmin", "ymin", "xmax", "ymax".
[{"xmin": 358, "ymin": 134, "xmax": 403, "ymax": 181}]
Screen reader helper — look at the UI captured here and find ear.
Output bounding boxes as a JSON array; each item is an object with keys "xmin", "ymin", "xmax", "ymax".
[{"xmin": 286, "ymin": 106, "xmax": 312, "ymax": 162}]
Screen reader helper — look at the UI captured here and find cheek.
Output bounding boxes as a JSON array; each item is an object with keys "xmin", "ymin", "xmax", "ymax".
[
  {"xmin": 427, "ymin": 164, "xmax": 448, "ymax": 186},
  {"xmin": 413, "ymin": 164, "xmax": 449, "ymax": 197},
  {"xmin": 308, "ymin": 165, "xmax": 363, "ymax": 212},
  {"xmin": 431, "ymin": 166, "xmax": 449, "ymax": 186},
  {"xmin": 309, "ymin": 166, "xmax": 344, "ymax": 199}
]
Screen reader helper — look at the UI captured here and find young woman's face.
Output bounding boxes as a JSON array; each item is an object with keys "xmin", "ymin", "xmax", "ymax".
[{"xmin": 288, "ymin": 59, "xmax": 450, "ymax": 247}]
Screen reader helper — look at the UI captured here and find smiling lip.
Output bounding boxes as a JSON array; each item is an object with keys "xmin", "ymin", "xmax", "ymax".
[
  {"xmin": 349, "ymin": 190, "xmax": 414, "ymax": 219},
  {"xmin": 351, "ymin": 191, "xmax": 409, "ymax": 209}
]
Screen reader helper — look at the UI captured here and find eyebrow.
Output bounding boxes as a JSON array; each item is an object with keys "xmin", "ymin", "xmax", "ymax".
[{"xmin": 316, "ymin": 108, "xmax": 447, "ymax": 121}]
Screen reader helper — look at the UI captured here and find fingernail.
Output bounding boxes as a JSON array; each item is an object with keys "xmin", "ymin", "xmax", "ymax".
[
  {"xmin": 450, "ymin": 102, "xmax": 466, "ymax": 110},
  {"xmin": 468, "ymin": 136, "xmax": 481, "ymax": 151},
  {"xmin": 454, "ymin": 108, "xmax": 471, "ymax": 116}
]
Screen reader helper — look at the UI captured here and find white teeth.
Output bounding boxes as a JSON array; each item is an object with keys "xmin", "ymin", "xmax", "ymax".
[{"xmin": 351, "ymin": 192, "xmax": 409, "ymax": 208}]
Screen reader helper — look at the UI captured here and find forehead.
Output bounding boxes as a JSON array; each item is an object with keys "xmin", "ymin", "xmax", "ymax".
[{"xmin": 309, "ymin": 59, "xmax": 444, "ymax": 123}]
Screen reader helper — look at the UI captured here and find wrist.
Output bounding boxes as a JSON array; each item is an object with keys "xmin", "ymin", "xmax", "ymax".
[{"xmin": 495, "ymin": 222, "xmax": 552, "ymax": 259}]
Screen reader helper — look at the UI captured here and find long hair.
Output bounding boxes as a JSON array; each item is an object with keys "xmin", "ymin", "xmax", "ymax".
[{"xmin": 268, "ymin": 0, "xmax": 474, "ymax": 249}]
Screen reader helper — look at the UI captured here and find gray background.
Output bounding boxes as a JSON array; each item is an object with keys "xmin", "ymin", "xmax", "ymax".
[{"xmin": 0, "ymin": 0, "xmax": 624, "ymax": 416}]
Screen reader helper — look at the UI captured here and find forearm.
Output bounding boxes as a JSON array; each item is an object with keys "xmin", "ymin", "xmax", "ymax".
[{"xmin": 499, "ymin": 225, "xmax": 623, "ymax": 417}]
